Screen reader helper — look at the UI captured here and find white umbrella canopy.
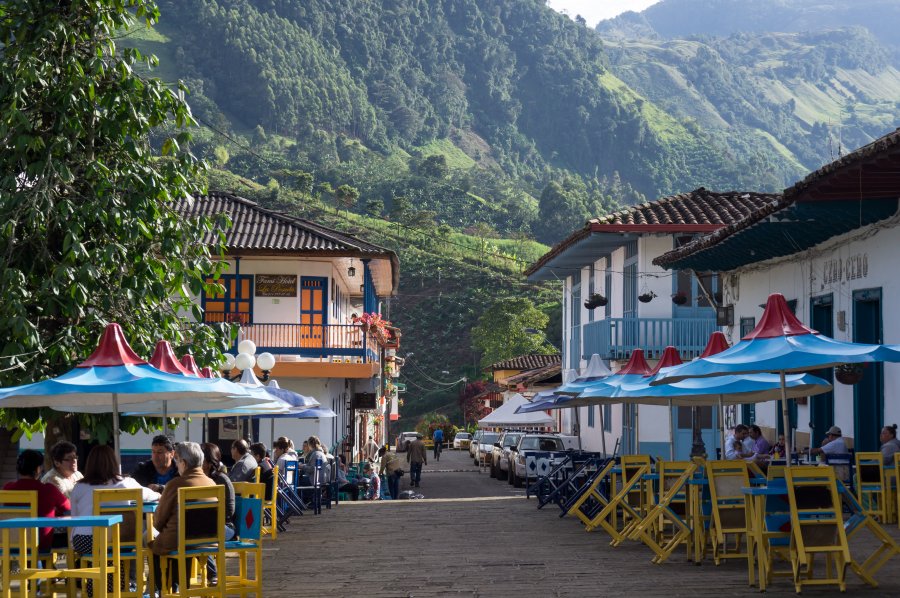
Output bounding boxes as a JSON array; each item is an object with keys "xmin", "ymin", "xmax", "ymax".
[{"xmin": 478, "ymin": 393, "xmax": 555, "ymax": 428}]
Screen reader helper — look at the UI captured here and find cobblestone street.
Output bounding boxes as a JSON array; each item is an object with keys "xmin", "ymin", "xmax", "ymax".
[{"xmin": 263, "ymin": 449, "xmax": 900, "ymax": 597}]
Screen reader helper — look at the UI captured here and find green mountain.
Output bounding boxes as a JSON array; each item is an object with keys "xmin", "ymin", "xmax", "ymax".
[{"xmin": 597, "ymin": 1, "xmax": 900, "ymax": 178}]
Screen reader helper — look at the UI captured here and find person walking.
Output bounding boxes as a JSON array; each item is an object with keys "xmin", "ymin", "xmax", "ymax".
[
  {"xmin": 363, "ymin": 435, "xmax": 380, "ymax": 463},
  {"xmin": 407, "ymin": 433, "xmax": 427, "ymax": 488},
  {"xmin": 432, "ymin": 427, "xmax": 443, "ymax": 461},
  {"xmin": 378, "ymin": 446, "xmax": 402, "ymax": 499}
]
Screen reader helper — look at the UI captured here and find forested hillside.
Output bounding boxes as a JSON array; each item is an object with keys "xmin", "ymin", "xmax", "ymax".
[{"xmin": 598, "ymin": 1, "xmax": 900, "ymax": 178}]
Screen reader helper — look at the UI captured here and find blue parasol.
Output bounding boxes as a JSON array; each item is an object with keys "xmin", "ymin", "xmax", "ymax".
[
  {"xmin": 553, "ymin": 354, "xmax": 613, "ymax": 395},
  {"xmin": 0, "ymin": 324, "xmax": 265, "ymax": 464},
  {"xmin": 652, "ymin": 293, "xmax": 900, "ymax": 455}
]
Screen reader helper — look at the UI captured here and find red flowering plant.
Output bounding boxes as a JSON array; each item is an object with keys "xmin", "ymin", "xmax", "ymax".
[{"xmin": 352, "ymin": 312, "xmax": 392, "ymax": 344}]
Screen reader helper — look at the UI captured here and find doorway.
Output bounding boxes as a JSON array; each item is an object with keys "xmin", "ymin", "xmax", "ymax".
[
  {"xmin": 674, "ymin": 405, "xmax": 718, "ymax": 460},
  {"xmin": 853, "ymin": 288, "xmax": 883, "ymax": 452},
  {"xmin": 300, "ymin": 276, "xmax": 328, "ymax": 348},
  {"xmin": 809, "ymin": 294, "xmax": 834, "ymax": 447}
]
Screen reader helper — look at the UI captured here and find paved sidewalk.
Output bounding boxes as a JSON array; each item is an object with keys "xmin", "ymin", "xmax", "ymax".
[{"xmin": 263, "ymin": 449, "xmax": 900, "ymax": 596}]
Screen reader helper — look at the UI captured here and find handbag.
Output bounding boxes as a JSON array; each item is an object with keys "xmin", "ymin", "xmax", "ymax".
[{"xmin": 395, "ymin": 469, "xmax": 405, "ymax": 477}]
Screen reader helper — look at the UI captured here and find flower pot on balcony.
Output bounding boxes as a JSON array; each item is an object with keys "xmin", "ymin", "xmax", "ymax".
[
  {"xmin": 584, "ymin": 293, "xmax": 608, "ymax": 310},
  {"xmin": 638, "ymin": 291, "xmax": 657, "ymax": 303},
  {"xmin": 672, "ymin": 292, "xmax": 688, "ymax": 305},
  {"xmin": 835, "ymin": 364, "xmax": 865, "ymax": 385}
]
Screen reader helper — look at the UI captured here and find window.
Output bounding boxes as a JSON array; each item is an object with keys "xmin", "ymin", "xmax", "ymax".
[
  {"xmin": 587, "ymin": 405, "xmax": 595, "ymax": 428},
  {"xmin": 740, "ymin": 317, "xmax": 756, "ymax": 338},
  {"xmin": 202, "ymin": 275, "xmax": 253, "ymax": 324},
  {"xmin": 603, "ymin": 404, "xmax": 612, "ymax": 432}
]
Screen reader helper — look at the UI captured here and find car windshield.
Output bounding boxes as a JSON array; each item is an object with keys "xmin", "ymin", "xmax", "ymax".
[
  {"xmin": 502, "ymin": 434, "xmax": 523, "ymax": 447},
  {"xmin": 519, "ymin": 437, "xmax": 561, "ymax": 451},
  {"xmin": 457, "ymin": 433, "xmax": 471, "ymax": 439},
  {"xmin": 481, "ymin": 433, "xmax": 500, "ymax": 444}
]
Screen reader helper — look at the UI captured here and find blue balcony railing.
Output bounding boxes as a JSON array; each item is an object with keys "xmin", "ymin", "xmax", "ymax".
[
  {"xmin": 229, "ymin": 323, "xmax": 379, "ymax": 362},
  {"xmin": 581, "ymin": 317, "xmax": 719, "ymax": 361}
]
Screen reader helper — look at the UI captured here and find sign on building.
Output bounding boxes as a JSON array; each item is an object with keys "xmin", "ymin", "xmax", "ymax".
[{"xmin": 255, "ymin": 274, "xmax": 298, "ymax": 297}]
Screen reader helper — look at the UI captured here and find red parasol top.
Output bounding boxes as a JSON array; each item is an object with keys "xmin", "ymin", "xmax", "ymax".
[
  {"xmin": 616, "ymin": 348, "xmax": 652, "ymax": 375},
  {"xmin": 646, "ymin": 346, "xmax": 683, "ymax": 376},
  {"xmin": 78, "ymin": 324, "xmax": 147, "ymax": 368},
  {"xmin": 700, "ymin": 331, "xmax": 731, "ymax": 358},
  {"xmin": 180, "ymin": 354, "xmax": 202, "ymax": 376},
  {"xmin": 743, "ymin": 293, "xmax": 817, "ymax": 340},
  {"xmin": 149, "ymin": 341, "xmax": 194, "ymax": 376}
]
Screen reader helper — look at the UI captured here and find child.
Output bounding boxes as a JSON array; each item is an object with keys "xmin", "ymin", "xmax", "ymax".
[{"xmin": 770, "ymin": 434, "xmax": 786, "ymax": 458}]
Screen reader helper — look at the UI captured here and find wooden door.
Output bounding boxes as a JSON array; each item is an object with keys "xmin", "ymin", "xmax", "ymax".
[{"xmin": 300, "ymin": 277, "xmax": 328, "ymax": 348}]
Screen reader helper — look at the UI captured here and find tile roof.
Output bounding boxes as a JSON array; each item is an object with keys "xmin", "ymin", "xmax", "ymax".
[
  {"xmin": 503, "ymin": 363, "xmax": 562, "ymax": 386},
  {"xmin": 526, "ymin": 188, "xmax": 778, "ymax": 277},
  {"xmin": 177, "ymin": 191, "xmax": 397, "ymax": 258},
  {"xmin": 654, "ymin": 128, "xmax": 900, "ymax": 269},
  {"xmin": 488, "ymin": 354, "xmax": 562, "ymax": 371}
]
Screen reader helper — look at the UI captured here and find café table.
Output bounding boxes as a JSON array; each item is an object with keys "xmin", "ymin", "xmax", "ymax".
[{"xmin": 0, "ymin": 514, "xmax": 123, "ymax": 598}]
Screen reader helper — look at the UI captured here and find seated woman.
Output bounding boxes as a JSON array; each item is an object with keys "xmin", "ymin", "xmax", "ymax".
[
  {"xmin": 272, "ymin": 436, "xmax": 299, "ymax": 481},
  {"xmin": 335, "ymin": 455, "xmax": 360, "ymax": 501},
  {"xmin": 150, "ymin": 441, "xmax": 216, "ymax": 594},
  {"xmin": 361, "ymin": 463, "xmax": 381, "ymax": 500},
  {"xmin": 3, "ymin": 449, "xmax": 70, "ymax": 551},
  {"xmin": 880, "ymin": 424, "xmax": 900, "ymax": 465},
  {"xmin": 201, "ymin": 443, "xmax": 235, "ymax": 587},
  {"xmin": 40, "ymin": 440, "xmax": 83, "ymax": 498},
  {"xmin": 70, "ymin": 445, "xmax": 160, "ymax": 594}
]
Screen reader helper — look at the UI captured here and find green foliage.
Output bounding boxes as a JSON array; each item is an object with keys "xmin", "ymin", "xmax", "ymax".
[
  {"xmin": 415, "ymin": 413, "xmax": 454, "ymax": 440},
  {"xmin": 471, "ymin": 297, "xmax": 553, "ymax": 368},
  {"xmin": 0, "ymin": 0, "xmax": 229, "ymax": 436}
]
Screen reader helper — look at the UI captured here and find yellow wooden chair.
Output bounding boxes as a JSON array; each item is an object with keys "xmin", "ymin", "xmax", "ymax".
[
  {"xmin": 627, "ymin": 460, "xmax": 697, "ymax": 564},
  {"xmin": 262, "ymin": 465, "xmax": 278, "ymax": 539},
  {"xmin": 585, "ymin": 455, "xmax": 651, "ymax": 544},
  {"xmin": 784, "ymin": 465, "xmax": 851, "ymax": 593},
  {"xmin": 0, "ymin": 490, "xmax": 39, "ymax": 598},
  {"xmin": 856, "ymin": 452, "xmax": 887, "ymax": 522},
  {"xmin": 566, "ymin": 459, "xmax": 615, "ymax": 528},
  {"xmin": 706, "ymin": 460, "xmax": 750, "ymax": 566},
  {"xmin": 158, "ymin": 485, "xmax": 226, "ymax": 598},
  {"xmin": 225, "ymin": 482, "xmax": 265, "ymax": 597},
  {"xmin": 77, "ymin": 488, "xmax": 146, "ymax": 598}
]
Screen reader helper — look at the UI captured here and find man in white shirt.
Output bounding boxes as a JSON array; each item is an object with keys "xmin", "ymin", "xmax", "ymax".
[
  {"xmin": 724, "ymin": 424, "xmax": 752, "ymax": 460},
  {"xmin": 363, "ymin": 436, "xmax": 380, "ymax": 462},
  {"xmin": 810, "ymin": 426, "xmax": 848, "ymax": 456}
]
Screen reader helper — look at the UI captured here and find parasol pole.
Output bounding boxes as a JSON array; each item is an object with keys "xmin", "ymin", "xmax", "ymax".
[
  {"xmin": 668, "ymin": 399, "xmax": 675, "ymax": 460},
  {"xmin": 203, "ymin": 414, "xmax": 209, "ymax": 444},
  {"xmin": 163, "ymin": 400, "xmax": 169, "ymax": 437},
  {"xmin": 271, "ymin": 417, "xmax": 276, "ymax": 448},
  {"xmin": 780, "ymin": 370, "xmax": 792, "ymax": 460},
  {"xmin": 113, "ymin": 392, "xmax": 121, "ymax": 473},
  {"xmin": 719, "ymin": 395, "xmax": 726, "ymax": 460},
  {"xmin": 598, "ymin": 404, "xmax": 607, "ymax": 456},
  {"xmin": 185, "ymin": 417, "xmax": 190, "ymax": 441}
]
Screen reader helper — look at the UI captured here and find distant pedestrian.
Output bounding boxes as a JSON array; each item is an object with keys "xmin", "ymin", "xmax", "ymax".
[
  {"xmin": 363, "ymin": 435, "xmax": 380, "ymax": 462},
  {"xmin": 378, "ymin": 446, "xmax": 402, "ymax": 499},
  {"xmin": 432, "ymin": 428, "xmax": 443, "ymax": 461},
  {"xmin": 407, "ymin": 433, "xmax": 427, "ymax": 488}
]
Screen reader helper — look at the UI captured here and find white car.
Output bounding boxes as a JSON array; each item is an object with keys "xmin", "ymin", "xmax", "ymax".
[
  {"xmin": 453, "ymin": 432, "xmax": 472, "ymax": 450},
  {"xmin": 469, "ymin": 430, "xmax": 484, "ymax": 460},
  {"xmin": 474, "ymin": 432, "xmax": 500, "ymax": 466},
  {"xmin": 509, "ymin": 434, "xmax": 565, "ymax": 487},
  {"xmin": 395, "ymin": 431, "xmax": 419, "ymax": 452},
  {"xmin": 490, "ymin": 431, "xmax": 524, "ymax": 479}
]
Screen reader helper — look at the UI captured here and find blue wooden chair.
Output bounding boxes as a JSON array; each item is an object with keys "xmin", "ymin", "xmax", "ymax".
[{"xmin": 225, "ymin": 484, "xmax": 264, "ymax": 597}]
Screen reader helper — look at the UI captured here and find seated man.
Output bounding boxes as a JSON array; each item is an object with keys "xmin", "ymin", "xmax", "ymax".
[
  {"xmin": 749, "ymin": 425, "xmax": 771, "ymax": 455},
  {"xmin": 131, "ymin": 435, "xmax": 179, "ymax": 492},
  {"xmin": 4, "ymin": 449, "xmax": 70, "ymax": 551},
  {"xmin": 361, "ymin": 463, "xmax": 381, "ymax": 500},
  {"xmin": 724, "ymin": 424, "xmax": 753, "ymax": 460},
  {"xmin": 228, "ymin": 439, "xmax": 258, "ymax": 483},
  {"xmin": 810, "ymin": 426, "xmax": 848, "ymax": 456},
  {"xmin": 250, "ymin": 442, "xmax": 274, "ymax": 498}
]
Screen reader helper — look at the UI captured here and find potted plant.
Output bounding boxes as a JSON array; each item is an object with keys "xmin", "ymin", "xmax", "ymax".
[
  {"xmin": 671, "ymin": 291, "xmax": 688, "ymax": 305},
  {"xmin": 584, "ymin": 293, "xmax": 608, "ymax": 309},
  {"xmin": 638, "ymin": 291, "xmax": 657, "ymax": 303},
  {"xmin": 835, "ymin": 363, "xmax": 865, "ymax": 385}
]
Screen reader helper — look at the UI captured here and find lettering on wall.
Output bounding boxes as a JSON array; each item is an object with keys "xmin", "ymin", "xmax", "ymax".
[
  {"xmin": 822, "ymin": 253, "xmax": 868, "ymax": 285},
  {"xmin": 255, "ymin": 274, "xmax": 298, "ymax": 297}
]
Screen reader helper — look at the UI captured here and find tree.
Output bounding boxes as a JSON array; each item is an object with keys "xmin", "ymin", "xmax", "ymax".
[
  {"xmin": 334, "ymin": 184, "xmax": 360, "ymax": 213},
  {"xmin": 458, "ymin": 381, "xmax": 491, "ymax": 428},
  {"xmin": 416, "ymin": 154, "xmax": 449, "ymax": 179},
  {"xmin": 365, "ymin": 199, "xmax": 385, "ymax": 217},
  {"xmin": 470, "ymin": 297, "xmax": 553, "ymax": 368},
  {"xmin": 533, "ymin": 181, "xmax": 590, "ymax": 244},
  {"xmin": 0, "ymin": 0, "xmax": 229, "ymax": 442}
]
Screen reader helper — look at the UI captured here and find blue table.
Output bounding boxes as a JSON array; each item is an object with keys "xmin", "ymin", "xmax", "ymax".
[{"xmin": 0, "ymin": 514, "xmax": 123, "ymax": 598}]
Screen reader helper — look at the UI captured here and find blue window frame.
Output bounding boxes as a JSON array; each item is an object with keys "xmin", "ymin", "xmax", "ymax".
[
  {"xmin": 201, "ymin": 274, "xmax": 254, "ymax": 324},
  {"xmin": 603, "ymin": 404, "xmax": 611, "ymax": 432},
  {"xmin": 587, "ymin": 405, "xmax": 595, "ymax": 428}
]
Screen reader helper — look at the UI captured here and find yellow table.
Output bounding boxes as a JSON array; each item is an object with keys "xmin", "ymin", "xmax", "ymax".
[{"xmin": 0, "ymin": 514, "xmax": 123, "ymax": 598}]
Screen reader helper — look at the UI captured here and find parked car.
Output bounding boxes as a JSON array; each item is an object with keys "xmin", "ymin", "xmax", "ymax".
[
  {"xmin": 395, "ymin": 431, "xmax": 419, "ymax": 452},
  {"xmin": 468, "ymin": 430, "xmax": 484, "ymax": 460},
  {"xmin": 508, "ymin": 434, "xmax": 566, "ymax": 487},
  {"xmin": 453, "ymin": 432, "xmax": 472, "ymax": 450},
  {"xmin": 473, "ymin": 432, "xmax": 500, "ymax": 465},
  {"xmin": 490, "ymin": 431, "xmax": 524, "ymax": 479}
]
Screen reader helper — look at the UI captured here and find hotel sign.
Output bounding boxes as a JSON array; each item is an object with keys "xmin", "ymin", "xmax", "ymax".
[
  {"xmin": 822, "ymin": 253, "xmax": 868, "ymax": 285},
  {"xmin": 255, "ymin": 274, "xmax": 297, "ymax": 297}
]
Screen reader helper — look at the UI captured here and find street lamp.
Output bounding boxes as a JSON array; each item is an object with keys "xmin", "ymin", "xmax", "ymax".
[{"xmin": 222, "ymin": 340, "xmax": 276, "ymax": 382}]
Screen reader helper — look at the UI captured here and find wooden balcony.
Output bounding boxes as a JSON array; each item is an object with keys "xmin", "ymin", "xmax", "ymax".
[
  {"xmin": 228, "ymin": 323, "xmax": 381, "ymax": 362},
  {"xmin": 581, "ymin": 317, "xmax": 719, "ymax": 361}
]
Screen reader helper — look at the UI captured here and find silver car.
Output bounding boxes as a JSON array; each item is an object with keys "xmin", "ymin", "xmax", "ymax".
[
  {"xmin": 490, "ymin": 431, "xmax": 524, "ymax": 479},
  {"xmin": 474, "ymin": 432, "xmax": 500, "ymax": 466},
  {"xmin": 509, "ymin": 434, "xmax": 565, "ymax": 487}
]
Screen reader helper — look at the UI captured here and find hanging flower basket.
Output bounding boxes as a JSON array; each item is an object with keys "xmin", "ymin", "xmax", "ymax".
[
  {"xmin": 671, "ymin": 292, "xmax": 688, "ymax": 305},
  {"xmin": 638, "ymin": 291, "xmax": 657, "ymax": 303},
  {"xmin": 584, "ymin": 293, "xmax": 608, "ymax": 310},
  {"xmin": 835, "ymin": 363, "xmax": 865, "ymax": 385}
]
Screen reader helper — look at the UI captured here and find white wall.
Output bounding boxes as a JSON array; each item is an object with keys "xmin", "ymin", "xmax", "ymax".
[
  {"xmin": 638, "ymin": 235, "xmax": 677, "ymax": 319},
  {"xmin": 726, "ymin": 217, "xmax": 900, "ymax": 448}
]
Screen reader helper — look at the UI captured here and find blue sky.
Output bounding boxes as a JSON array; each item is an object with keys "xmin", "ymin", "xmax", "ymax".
[{"xmin": 546, "ymin": 0, "xmax": 661, "ymax": 27}]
